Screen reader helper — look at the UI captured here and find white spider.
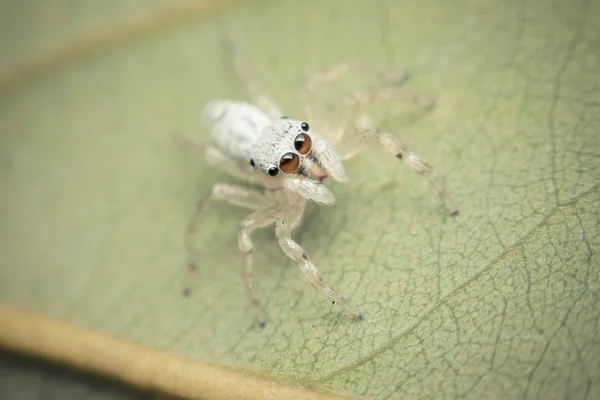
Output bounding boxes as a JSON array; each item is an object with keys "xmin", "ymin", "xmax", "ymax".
[{"xmin": 181, "ymin": 38, "xmax": 458, "ymax": 327}]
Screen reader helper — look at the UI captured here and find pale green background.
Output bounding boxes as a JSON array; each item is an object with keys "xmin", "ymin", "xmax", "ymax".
[{"xmin": 0, "ymin": 0, "xmax": 599, "ymax": 399}]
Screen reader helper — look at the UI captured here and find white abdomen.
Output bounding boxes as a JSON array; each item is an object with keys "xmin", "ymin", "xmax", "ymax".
[{"xmin": 203, "ymin": 101, "xmax": 272, "ymax": 161}]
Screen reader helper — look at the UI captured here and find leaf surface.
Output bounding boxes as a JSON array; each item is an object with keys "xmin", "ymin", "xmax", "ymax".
[{"xmin": 0, "ymin": 0, "xmax": 599, "ymax": 398}]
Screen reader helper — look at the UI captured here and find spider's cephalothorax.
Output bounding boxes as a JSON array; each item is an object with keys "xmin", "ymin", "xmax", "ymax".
[
  {"xmin": 184, "ymin": 40, "xmax": 458, "ymax": 327},
  {"xmin": 250, "ymin": 119, "xmax": 312, "ymax": 176},
  {"xmin": 204, "ymin": 100, "xmax": 346, "ymax": 205}
]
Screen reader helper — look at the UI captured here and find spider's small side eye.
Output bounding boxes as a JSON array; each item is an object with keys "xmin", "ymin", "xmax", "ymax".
[
  {"xmin": 250, "ymin": 159, "xmax": 255, "ymax": 167},
  {"xmin": 294, "ymin": 133, "xmax": 312, "ymax": 155},
  {"xmin": 279, "ymin": 152, "xmax": 300, "ymax": 174},
  {"xmin": 300, "ymin": 122, "xmax": 309, "ymax": 132},
  {"xmin": 267, "ymin": 166, "xmax": 279, "ymax": 176}
]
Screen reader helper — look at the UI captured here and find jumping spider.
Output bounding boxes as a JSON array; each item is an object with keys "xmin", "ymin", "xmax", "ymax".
[{"xmin": 181, "ymin": 38, "xmax": 458, "ymax": 327}]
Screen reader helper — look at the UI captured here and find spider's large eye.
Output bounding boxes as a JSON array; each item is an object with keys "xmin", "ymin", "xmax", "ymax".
[
  {"xmin": 294, "ymin": 133, "xmax": 312, "ymax": 155},
  {"xmin": 279, "ymin": 152, "xmax": 300, "ymax": 174}
]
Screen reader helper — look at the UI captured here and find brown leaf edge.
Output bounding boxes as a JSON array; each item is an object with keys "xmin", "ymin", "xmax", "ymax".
[{"xmin": 0, "ymin": 305, "xmax": 360, "ymax": 400}]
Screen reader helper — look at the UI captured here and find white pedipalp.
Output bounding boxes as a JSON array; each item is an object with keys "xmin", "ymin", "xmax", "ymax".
[
  {"xmin": 283, "ymin": 176, "xmax": 335, "ymax": 205},
  {"xmin": 311, "ymin": 136, "xmax": 348, "ymax": 182}
]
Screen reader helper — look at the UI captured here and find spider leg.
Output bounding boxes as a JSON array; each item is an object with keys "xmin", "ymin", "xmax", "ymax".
[
  {"xmin": 184, "ymin": 183, "xmax": 273, "ymax": 297},
  {"xmin": 363, "ymin": 128, "xmax": 459, "ymax": 216},
  {"xmin": 238, "ymin": 207, "xmax": 280, "ymax": 327},
  {"xmin": 175, "ymin": 133, "xmax": 261, "ymax": 184},
  {"xmin": 302, "ymin": 62, "xmax": 411, "ymax": 121},
  {"xmin": 301, "ymin": 62, "xmax": 432, "ymax": 149},
  {"xmin": 221, "ymin": 33, "xmax": 283, "ymax": 119},
  {"xmin": 275, "ymin": 201, "xmax": 363, "ymax": 319}
]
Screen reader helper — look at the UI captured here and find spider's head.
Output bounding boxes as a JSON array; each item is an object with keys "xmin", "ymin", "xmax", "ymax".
[
  {"xmin": 249, "ymin": 117, "xmax": 336, "ymax": 205},
  {"xmin": 250, "ymin": 117, "xmax": 313, "ymax": 179}
]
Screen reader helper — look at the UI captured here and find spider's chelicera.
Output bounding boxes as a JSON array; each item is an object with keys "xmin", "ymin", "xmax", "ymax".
[{"xmin": 182, "ymin": 39, "xmax": 459, "ymax": 327}]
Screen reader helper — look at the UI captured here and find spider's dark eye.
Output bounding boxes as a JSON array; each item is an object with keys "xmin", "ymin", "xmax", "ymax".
[
  {"xmin": 267, "ymin": 166, "xmax": 279, "ymax": 176},
  {"xmin": 300, "ymin": 122, "xmax": 309, "ymax": 132},
  {"xmin": 279, "ymin": 152, "xmax": 300, "ymax": 174},
  {"xmin": 250, "ymin": 159, "xmax": 255, "ymax": 167},
  {"xmin": 294, "ymin": 133, "xmax": 312, "ymax": 155}
]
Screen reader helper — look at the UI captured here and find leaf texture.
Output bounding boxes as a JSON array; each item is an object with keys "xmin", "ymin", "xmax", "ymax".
[{"xmin": 0, "ymin": 0, "xmax": 598, "ymax": 399}]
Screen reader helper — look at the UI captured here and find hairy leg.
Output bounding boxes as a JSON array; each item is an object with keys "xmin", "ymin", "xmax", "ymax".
[
  {"xmin": 238, "ymin": 207, "xmax": 280, "ymax": 327},
  {"xmin": 221, "ymin": 33, "xmax": 283, "ymax": 119},
  {"xmin": 275, "ymin": 202, "xmax": 363, "ymax": 319},
  {"xmin": 184, "ymin": 183, "xmax": 273, "ymax": 295},
  {"xmin": 363, "ymin": 128, "xmax": 459, "ymax": 216},
  {"xmin": 300, "ymin": 63, "xmax": 457, "ymax": 214},
  {"xmin": 301, "ymin": 62, "xmax": 413, "ymax": 121},
  {"xmin": 175, "ymin": 132, "xmax": 261, "ymax": 184},
  {"xmin": 302, "ymin": 62, "xmax": 433, "ymax": 146}
]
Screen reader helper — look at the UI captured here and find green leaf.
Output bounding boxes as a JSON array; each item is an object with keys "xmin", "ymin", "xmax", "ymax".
[{"xmin": 1, "ymin": 0, "xmax": 599, "ymax": 399}]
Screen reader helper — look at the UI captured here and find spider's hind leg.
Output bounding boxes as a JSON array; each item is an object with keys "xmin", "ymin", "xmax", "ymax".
[
  {"xmin": 301, "ymin": 62, "xmax": 435, "ymax": 155},
  {"xmin": 221, "ymin": 33, "xmax": 283, "ymax": 119},
  {"xmin": 301, "ymin": 62, "xmax": 416, "ymax": 122}
]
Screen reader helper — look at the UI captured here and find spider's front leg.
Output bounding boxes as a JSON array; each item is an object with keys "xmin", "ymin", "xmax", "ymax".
[
  {"xmin": 301, "ymin": 62, "xmax": 434, "ymax": 150},
  {"xmin": 275, "ymin": 202, "xmax": 363, "ymax": 319},
  {"xmin": 301, "ymin": 62, "xmax": 414, "ymax": 123},
  {"xmin": 363, "ymin": 129, "xmax": 459, "ymax": 216}
]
